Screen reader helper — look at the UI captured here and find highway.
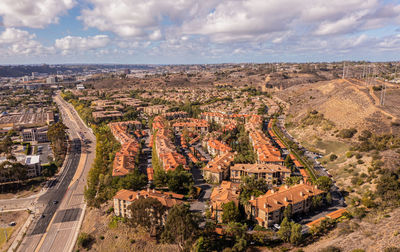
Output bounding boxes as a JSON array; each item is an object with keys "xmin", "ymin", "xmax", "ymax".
[{"xmin": 17, "ymin": 93, "xmax": 96, "ymax": 252}]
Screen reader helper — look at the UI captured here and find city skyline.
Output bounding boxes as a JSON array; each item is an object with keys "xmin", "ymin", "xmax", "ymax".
[{"xmin": 1, "ymin": 0, "xmax": 400, "ymax": 64}]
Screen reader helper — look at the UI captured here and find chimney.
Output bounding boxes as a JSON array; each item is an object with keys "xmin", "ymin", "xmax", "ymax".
[
  {"xmin": 271, "ymin": 189, "xmax": 275, "ymax": 193},
  {"xmin": 136, "ymin": 193, "xmax": 140, "ymax": 199},
  {"xmin": 264, "ymin": 203, "xmax": 267, "ymax": 209},
  {"xmin": 153, "ymin": 189, "xmax": 156, "ymax": 193},
  {"xmin": 251, "ymin": 195, "xmax": 255, "ymax": 201},
  {"xmin": 147, "ymin": 187, "xmax": 150, "ymax": 192},
  {"xmin": 284, "ymin": 197, "xmax": 288, "ymax": 202},
  {"xmin": 300, "ymin": 179, "xmax": 304, "ymax": 184},
  {"xmin": 285, "ymin": 184, "xmax": 289, "ymax": 189},
  {"xmin": 300, "ymin": 191, "xmax": 304, "ymax": 197}
]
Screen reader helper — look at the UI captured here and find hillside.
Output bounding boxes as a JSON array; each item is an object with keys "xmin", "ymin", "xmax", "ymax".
[{"xmin": 276, "ymin": 78, "xmax": 400, "ymax": 206}]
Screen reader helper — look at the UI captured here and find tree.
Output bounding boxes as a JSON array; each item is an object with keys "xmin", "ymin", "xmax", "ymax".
[
  {"xmin": 128, "ymin": 197, "xmax": 167, "ymax": 232},
  {"xmin": 226, "ymin": 222, "xmax": 248, "ymax": 252},
  {"xmin": 290, "ymin": 223, "xmax": 302, "ymax": 245},
  {"xmin": 278, "ymin": 217, "xmax": 292, "ymax": 242},
  {"xmin": 283, "ymin": 204, "xmax": 292, "ymax": 220},
  {"xmin": 116, "ymin": 171, "xmax": 147, "ymax": 191},
  {"xmin": 167, "ymin": 167, "xmax": 194, "ymax": 194},
  {"xmin": 0, "ymin": 136, "xmax": 13, "ymax": 154},
  {"xmin": 326, "ymin": 192, "xmax": 332, "ymax": 205},
  {"xmin": 239, "ymin": 175, "xmax": 269, "ymax": 203},
  {"xmin": 285, "ymin": 176, "xmax": 302, "ymax": 186},
  {"xmin": 312, "ymin": 195, "xmax": 324, "ymax": 210},
  {"xmin": 222, "ymin": 201, "xmax": 240, "ymax": 223},
  {"xmin": 316, "ymin": 176, "xmax": 333, "ymax": 191},
  {"xmin": 161, "ymin": 204, "xmax": 200, "ymax": 250},
  {"xmin": 284, "ymin": 155, "xmax": 294, "ymax": 170},
  {"xmin": 77, "ymin": 232, "xmax": 94, "ymax": 249}
]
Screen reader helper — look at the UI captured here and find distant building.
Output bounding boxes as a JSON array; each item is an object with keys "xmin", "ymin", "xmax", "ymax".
[
  {"xmin": 76, "ymin": 84, "xmax": 85, "ymax": 90},
  {"xmin": 22, "ymin": 126, "xmax": 49, "ymax": 142},
  {"xmin": 46, "ymin": 76, "xmax": 56, "ymax": 84}
]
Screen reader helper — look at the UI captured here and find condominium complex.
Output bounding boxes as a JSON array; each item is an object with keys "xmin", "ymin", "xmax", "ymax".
[{"xmin": 249, "ymin": 183, "xmax": 324, "ymax": 227}]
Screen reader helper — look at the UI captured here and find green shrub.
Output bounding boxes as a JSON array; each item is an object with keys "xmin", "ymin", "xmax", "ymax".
[
  {"xmin": 330, "ymin": 154, "xmax": 338, "ymax": 161},
  {"xmin": 77, "ymin": 233, "xmax": 94, "ymax": 249},
  {"xmin": 338, "ymin": 128, "xmax": 357, "ymax": 138}
]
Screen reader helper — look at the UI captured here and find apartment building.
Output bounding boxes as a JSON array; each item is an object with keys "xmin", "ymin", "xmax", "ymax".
[
  {"xmin": 172, "ymin": 119, "xmax": 209, "ymax": 133},
  {"xmin": 109, "ymin": 121, "xmax": 141, "ymax": 177},
  {"xmin": 207, "ymin": 139, "xmax": 232, "ymax": 157},
  {"xmin": 92, "ymin": 111, "xmax": 123, "ymax": 121},
  {"xmin": 202, "ymin": 151, "xmax": 235, "ymax": 183},
  {"xmin": 248, "ymin": 183, "xmax": 324, "ymax": 227},
  {"xmin": 113, "ymin": 188, "xmax": 184, "ymax": 218},
  {"xmin": 164, "ymin": 111, "xmax": 188, "ymax": 120},
  {"xmin": 230, "ymin": 163, "xmax": 290, "ymax": 184},
  {"xmin": 143, "ymin": 105, "xmax": 168, "ymax": 115},
  {"xmin": 210, "ymin": 181, "xmax": 240, "ymax": 223},
  {"xmin": 152, "ymin": 116, "xmax": 188, "ymax": 172}
]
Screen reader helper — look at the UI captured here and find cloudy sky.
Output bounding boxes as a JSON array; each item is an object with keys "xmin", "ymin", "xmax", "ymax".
[{"xmin": 0, "ymin": 0, "xmax": 400, "ymax": 64}]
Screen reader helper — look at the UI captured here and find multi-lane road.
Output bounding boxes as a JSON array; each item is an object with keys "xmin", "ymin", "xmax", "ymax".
[{"xmin": 16, "ymin": 93, "xmax": 96, "ymax": 252}]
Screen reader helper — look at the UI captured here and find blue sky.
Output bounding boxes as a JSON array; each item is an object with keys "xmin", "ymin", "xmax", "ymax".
[{"xmin": 0, "ymin": 0, "xmax": 400, "ymax": 64}]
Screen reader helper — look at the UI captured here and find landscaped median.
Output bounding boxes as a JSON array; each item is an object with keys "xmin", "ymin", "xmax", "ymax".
[{"xmin": 270, "ymin": 118, "xmax": 318, "ymax": 182}]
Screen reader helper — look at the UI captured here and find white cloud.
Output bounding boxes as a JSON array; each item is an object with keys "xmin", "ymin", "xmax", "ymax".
[
  {"xmin": 55, "ymin": 35, "xmax": 110, "ymax": 54},
  {"xmin": 0, "ymin": 0, "xmax": 75, "ymax": 28},
  {"xmin": 0, "ymin": 28, "xmax": 51, "ymax": 56}
]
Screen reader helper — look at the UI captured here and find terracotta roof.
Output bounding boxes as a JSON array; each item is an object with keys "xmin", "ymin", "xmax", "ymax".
[
  {"xmin": 231, "ymin": 163, "xmax": 290, "ymax": 174},
  {"xmin": 306, "ymin": 217, "xmax": 325, "ymax": 228},
  {"xmin": 326, "ymin": 208, "xmax": 347, "ymax": 219},
  {"xmin": 249, "ymin": 184, "xmax": 324, "ymax": 213},
  {"xmin": 113, "ymin": 189, "xmax": 184, "ymax": 208},
  {"xmin": 203, "ymin": 152, "xmax": 235, "ymax": 173},
  {"xmin": 210, "ymin": 181, "xmax": 240, "ymax": 211},
  {"xmin": 207, "ymin": 139, "xmax": 232, "ymax": 153}
]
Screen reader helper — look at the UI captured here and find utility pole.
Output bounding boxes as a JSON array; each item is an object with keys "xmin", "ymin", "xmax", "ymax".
[{"xmin": 342, "ymin": 62, "xmax": 345, "ymax": 79}]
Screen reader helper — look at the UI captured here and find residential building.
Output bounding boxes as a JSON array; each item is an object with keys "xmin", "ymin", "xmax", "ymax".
[
  {"xmin": 207, "ymin": 139, "xmax": 232, "ymax": 157},
  {"xmin": 230, "ymin": 163, "xmax": 290, "ymax": 184},
  {"xmin": 109, "ymin": 121, "xmax": 141, "ymax": 177},
  {"xmin": 248, "ymin": 183, "xmax": 324, "ymax": 227},
  {"xmin": 172, "ymin": 118, "xmax": 209, "ymax": 133},
  {"xmin": 210, "ymin": 181, "xmax": 240, "ymax": 223},
  {"xmin": 202, "ymin": 151, "xmax": 235, "ymax": 183},
  {"xmin": 113, "ymin": 188, "xmax": 184, "ymax": 218}
]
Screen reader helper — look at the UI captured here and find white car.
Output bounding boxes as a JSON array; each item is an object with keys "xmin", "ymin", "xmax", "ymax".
[{"xmin": 273, "ymin": 224, "xmax": 281, "ymax": 230}]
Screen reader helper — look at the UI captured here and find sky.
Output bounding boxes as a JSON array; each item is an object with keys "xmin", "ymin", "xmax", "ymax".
[{"xmin": 0, "ymin": 0, "xmax": 400, "ymax": 64}]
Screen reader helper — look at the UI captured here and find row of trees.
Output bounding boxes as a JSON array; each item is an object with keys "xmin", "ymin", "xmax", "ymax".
[
  {"xmin": 47, "ymin": 121, "xmax": 67, "ymax": 167},
  {"xmin": 84, "ymin": 125, "xmax": 149, "ymax": 208}
]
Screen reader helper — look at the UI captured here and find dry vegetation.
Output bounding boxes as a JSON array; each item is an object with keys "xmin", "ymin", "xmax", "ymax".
[
  {"xmin": 75, "ymin": 203, "xmax": 179, "ymax": 252},
  {"xmin": 0, "ymin": 210, "xmax": 29, "ymax": 251},
  {"xmin": 275, "ymin": 78, "xmax": 400, "ymax": 251},
  {"xmin": 302, "ymin": 207, "xmax": 400, "ymax": 252}
]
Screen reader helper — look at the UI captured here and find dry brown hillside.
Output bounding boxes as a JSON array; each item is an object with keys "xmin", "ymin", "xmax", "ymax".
[
  {"xmin": 277, "ymin": 79, "xmax": 400, "ymax": 135},
  {"xmin": 275, "ymin": 78, "xmax": 400, "ymax": 208}
]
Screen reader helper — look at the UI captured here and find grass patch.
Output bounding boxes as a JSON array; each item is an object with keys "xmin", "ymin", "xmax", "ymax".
[
  {"xmin": 0, "ymin": 227, "xmax": 14, "ymax": 246},
  {"xmin": 315, "ymin": 140, "xmax": 350, "ymax": 155}
]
